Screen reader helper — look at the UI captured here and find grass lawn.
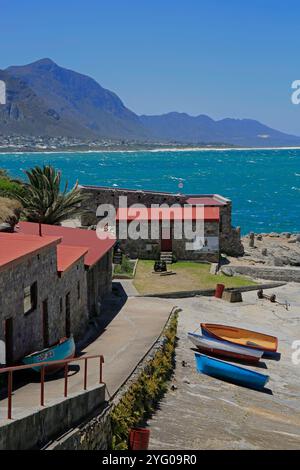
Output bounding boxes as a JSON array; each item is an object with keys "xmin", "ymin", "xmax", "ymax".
[{"xmin": 133, "ymin": 260, "xmax": 256, "ymax": 295}]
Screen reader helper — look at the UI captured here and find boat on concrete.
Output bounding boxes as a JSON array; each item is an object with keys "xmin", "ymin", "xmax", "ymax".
[
  {"xmin": 188, "ymin": 332, "xmax": 263, "ymax": 363},
  {"xmin": 22, "ymin": 336, "xmax": 75, "ymax": 373},
  {"xmin": 194, "ymin": 352, "xmax": 269, "ymax": 390},
  {"xmin": 201, "ymin": 323, "xmax": 278, "ymax": 352}
]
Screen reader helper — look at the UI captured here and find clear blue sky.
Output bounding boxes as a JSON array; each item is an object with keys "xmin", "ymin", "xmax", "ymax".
[{"xmin": 1, "ymin": 0, "xmax": 300, "ymax": 135}]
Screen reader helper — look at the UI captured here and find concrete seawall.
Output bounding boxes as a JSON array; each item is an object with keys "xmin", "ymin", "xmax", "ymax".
[
  {"xmin": 0, "ymin": 385, "xmax": 105, "ymax": 450},
  {"xmin": 137, "ymin": 282, "xmax": 285, "ymax": 299},
  {"xmin": 227, "ymin": 265, "xmax": 300, "ymax": 283}
]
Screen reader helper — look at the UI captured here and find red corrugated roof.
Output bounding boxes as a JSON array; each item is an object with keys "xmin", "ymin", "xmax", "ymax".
[
  {"xmin": 56, "ymin": 244, "xmax": 88, "ymax": 273},
  {"xmin": 0, "ymin": 232, "xmax": 61, "ymax": 270},
  {"xmin": 116, "ymin": 206, "xmax": 219, "ymax": 221},
  {"xmin": 18, "ymin": 222, "xmax": 115, "ymax": 267}
]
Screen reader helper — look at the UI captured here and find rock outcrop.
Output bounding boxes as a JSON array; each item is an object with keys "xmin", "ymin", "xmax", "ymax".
[{"xmin": 241, "ymin": 232, "xmax": 300, "ymax": 267}]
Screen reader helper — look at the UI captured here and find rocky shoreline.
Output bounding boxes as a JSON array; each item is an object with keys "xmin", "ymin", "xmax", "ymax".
[{"xmin": 229, "ymin": 232, "xmax": 300, "ymax": 267}]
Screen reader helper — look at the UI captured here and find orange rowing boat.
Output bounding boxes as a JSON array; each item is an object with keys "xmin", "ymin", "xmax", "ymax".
[{"xmin": 201, "ymin": 323, "xmax": 278, "ymax": 352}]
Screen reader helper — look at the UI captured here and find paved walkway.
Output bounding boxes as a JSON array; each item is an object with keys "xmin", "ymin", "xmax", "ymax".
[
  {"xmin": 0, "ymin": 291, "xmax": 175, "ymax": 425},
  {"xmin": 118, "ymin": 279, "xmax": 139, "ymax": 297}
]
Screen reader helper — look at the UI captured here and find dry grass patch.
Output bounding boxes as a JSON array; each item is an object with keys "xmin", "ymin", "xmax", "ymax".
[{"xmin": 0, "ymin": 197, "xmax": 22, "ymax": 225}]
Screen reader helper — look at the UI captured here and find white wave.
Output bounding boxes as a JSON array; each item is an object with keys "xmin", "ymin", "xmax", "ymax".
[{"xmin": 1, "ymin": 145, "xmax": 300, "ymax": 156}]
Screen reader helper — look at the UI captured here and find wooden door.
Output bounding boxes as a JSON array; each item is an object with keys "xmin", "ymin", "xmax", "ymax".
[{"xmin": 161, "ymin": 226, "xmax": 173, "ymax": 251}]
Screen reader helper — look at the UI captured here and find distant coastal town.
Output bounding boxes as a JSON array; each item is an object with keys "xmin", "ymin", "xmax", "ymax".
[{"xmin": 0, "ymin": 135, "xmax": 235, "ymax": 153}]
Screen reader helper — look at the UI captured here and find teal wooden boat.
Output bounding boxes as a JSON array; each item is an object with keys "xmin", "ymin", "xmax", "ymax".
[
  {"xmin": 194, "ymin": 352, "xmax": 269, "ymax": 390},
  {"xmin": 22, "ymin": 336, "xmax": 75, "ymax": 373}
]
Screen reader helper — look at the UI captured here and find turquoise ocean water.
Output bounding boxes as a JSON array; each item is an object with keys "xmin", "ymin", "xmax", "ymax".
[{"xmin": 0, "ymin": 148, "xmax": 299, "ymax": 234}]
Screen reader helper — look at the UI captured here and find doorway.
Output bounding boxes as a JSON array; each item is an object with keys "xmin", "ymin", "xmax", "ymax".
[
  {"xmin": 65, "ymin": 292, "xmax": 71, "ymax": 337},
  {"xmin": 161, "ymin": 225, "xmax": 173, "ymax": 251}
]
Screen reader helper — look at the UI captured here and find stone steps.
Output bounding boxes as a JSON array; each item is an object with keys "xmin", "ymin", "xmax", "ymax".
[{"xmin": 160, "ymin": 251, "xmax": 173, "ymax": 264}]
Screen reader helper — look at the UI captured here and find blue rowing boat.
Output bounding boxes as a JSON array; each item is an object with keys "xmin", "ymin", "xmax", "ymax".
[
  {"xmin": 22, "ymin": 336, "xmax": 75, "ymax": 373},
  {"xmin": 194, "ymin": 352, "xmax": 269, "ymax": 390}
]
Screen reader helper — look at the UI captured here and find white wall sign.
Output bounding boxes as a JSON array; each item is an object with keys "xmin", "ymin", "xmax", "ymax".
[{"xmin": 0, "ymin": 80, "xmax": 6, "ymax": 105}]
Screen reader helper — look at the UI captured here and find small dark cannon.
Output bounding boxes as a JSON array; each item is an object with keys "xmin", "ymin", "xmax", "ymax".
[
  {"xmin": 154, "ymin": 260, "xmax": 167, "ymax": 272},
  {"xmin": 257, "ymin": 289, "xmax": 276, "ymax": 302},
  {"xmin": 257, "ymin": 289, "xmax": 290, "ymax": 310}
]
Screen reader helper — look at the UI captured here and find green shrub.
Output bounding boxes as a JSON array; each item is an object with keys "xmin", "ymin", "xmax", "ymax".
[
  {"xmin": 110, "ymin": 312, "xmax": 178, "ymax": 450},
  {"xmin": 114, "ymin": 256, "xmax": 135, "ymax": 278},
  {"xmin": 0, "ymin": 178, "xmax": 25, "ymax": 199}
]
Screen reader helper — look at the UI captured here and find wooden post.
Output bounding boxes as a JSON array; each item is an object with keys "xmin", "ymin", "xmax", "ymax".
[
  {"xmin": 40, "ymin": 366, "xmax": 45, "ymax": 406},
  {"xmin": 84, "ymin": 358, "xmax": 88, "ymax": 390},
  {"xmin": 64, "ymin": 364, "xmax": 68, "ymax": 397},
  {"xmin": 7, "ymin": 371, "xmax": 13, "ymax": 419},
  {"xmin": 249, "ymin": 232, "xmax": 255, "ymax": 247},
  {"xmin": 99, "ymin": 356, "xmax": 104, "ymax": 384}
]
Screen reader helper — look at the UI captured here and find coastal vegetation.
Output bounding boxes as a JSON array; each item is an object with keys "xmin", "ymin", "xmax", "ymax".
[
  {"xmin": 113, "ymin": 256, "xmax": 135, "ymax": 279},
  {"xmin": 110, "ymin": 312, "xmax": 178, "ymax": 450},
  {"xmin": 0, "ymin": 169, "xmax": 24, "ymax": 199},
  {"xmin": 0, "ymin": 165, "xmax": 85, "ymax": 225},
  {"xmin": 133, "ymin": 260, "xmax": 256, "ymax": 295}
]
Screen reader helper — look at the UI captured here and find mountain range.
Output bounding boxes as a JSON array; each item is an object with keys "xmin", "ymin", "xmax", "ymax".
[{"xmin": 1, "ymin": 58, "xmax": 300, "ymax": 147}]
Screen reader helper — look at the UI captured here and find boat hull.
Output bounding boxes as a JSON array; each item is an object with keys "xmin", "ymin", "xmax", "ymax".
[
  {"xmin": 201, "ymin": 323, "xmax": 278, "ymax": 352},
  {"xmin": 188, "ymin": 332, "xmax": 263, "ymax": 363},
  {"xmin": 22, "ymin": 336, "xmax": 75, "ymax": 373},
  {"xmin": 194, "ymin": 353, "xmax": 269, "ymax": 390}
]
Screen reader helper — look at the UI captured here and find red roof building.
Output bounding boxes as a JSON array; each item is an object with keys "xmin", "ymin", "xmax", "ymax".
[
  {"xmin": 0, "ymin": 223, "xmax": 115, "ymax": 365},
  {"xmin": 0, "ymin": 232, "xmax": 61, "ymax": 272},
  {"xmin": 17, "ymin": 222, "xmax": 116, "ymax": 268},
  {"xmin": 56, "ymin": 244, "xmax": 88, "ymax": 274}
]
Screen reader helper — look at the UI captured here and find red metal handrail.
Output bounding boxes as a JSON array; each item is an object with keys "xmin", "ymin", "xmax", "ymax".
[{"xmin": 0, "ymin": 354, "xmax": 104, "ymax": 420}]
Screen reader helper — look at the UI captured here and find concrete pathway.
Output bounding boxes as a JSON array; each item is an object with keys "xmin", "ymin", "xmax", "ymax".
[
  {"xmin": 148, "ymin": 283, "xmax": 300, "ymax": 450},
  {"xmin": 118, "ymin": 279, "xmax": 139, "ymax": 297},
  {"xmin": 0, "ymin": 293, "xmax": 175, "ymax": 425}
]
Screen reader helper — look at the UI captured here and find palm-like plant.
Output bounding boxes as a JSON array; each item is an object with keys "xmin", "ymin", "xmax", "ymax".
[{"xmin": 17, "ymin": 165, "xmax": 86, "ymax": 225}]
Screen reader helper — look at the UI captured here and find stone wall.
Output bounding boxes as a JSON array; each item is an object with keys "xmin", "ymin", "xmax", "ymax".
[
  {"xmin": 172, "ymin": 220, "xmax": 219, "ymax": 262},
  {"xmin": 0, "ymin": 243, "xmax": 89, "ymax": 363},
  {"xmin": 47, "ymin": 403, "xmax": 112, "ymax": 450},
  {"xmin": 58, "ymin": 258, "xmax": 89, "ymax": 341},
  {"xmin": 117, "ymin": 220, "xmax": 219, "ymax": 262},
  {"xmin": 87, "ymin": 249, "xmax": 113, "ymax": 317},
  {"xmin": 0, "ymin": 385, "xmax": 106, "ymax": 450},
  {"xmin": 80, "ymin": 186, "xmax": 187, "ymax": 226},
  {"xmin": 219, "ymin": 201, "xmax": 244, "ymax": 256},
  {"xmin": 227, "ymin": 265, "xmax": 300, "ymax": 283}
]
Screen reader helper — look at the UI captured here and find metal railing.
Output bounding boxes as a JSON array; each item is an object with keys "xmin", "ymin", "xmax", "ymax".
[{"xmin": 0, "ymin": 354, "xmax": 104, "ymax": 420}]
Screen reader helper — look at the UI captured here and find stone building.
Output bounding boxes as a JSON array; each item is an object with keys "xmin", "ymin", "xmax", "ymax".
[
  {"xmin": 18, "ymin": 222, "xmax": 115, "ymax": 318},
  {"xmin": 116, "ymin": 206, "xmax": 220, "ymax": 262},
  {"xmin": 0, "ymin": 232, "xmax": 88, "ymax": 364},
  {"xmin": 80, "ymin": 185, "xmax": 244, "ymax": 261},
  {"xmin": 0, "ymin": 223, "xmax": 115, "ymax": 365}
]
